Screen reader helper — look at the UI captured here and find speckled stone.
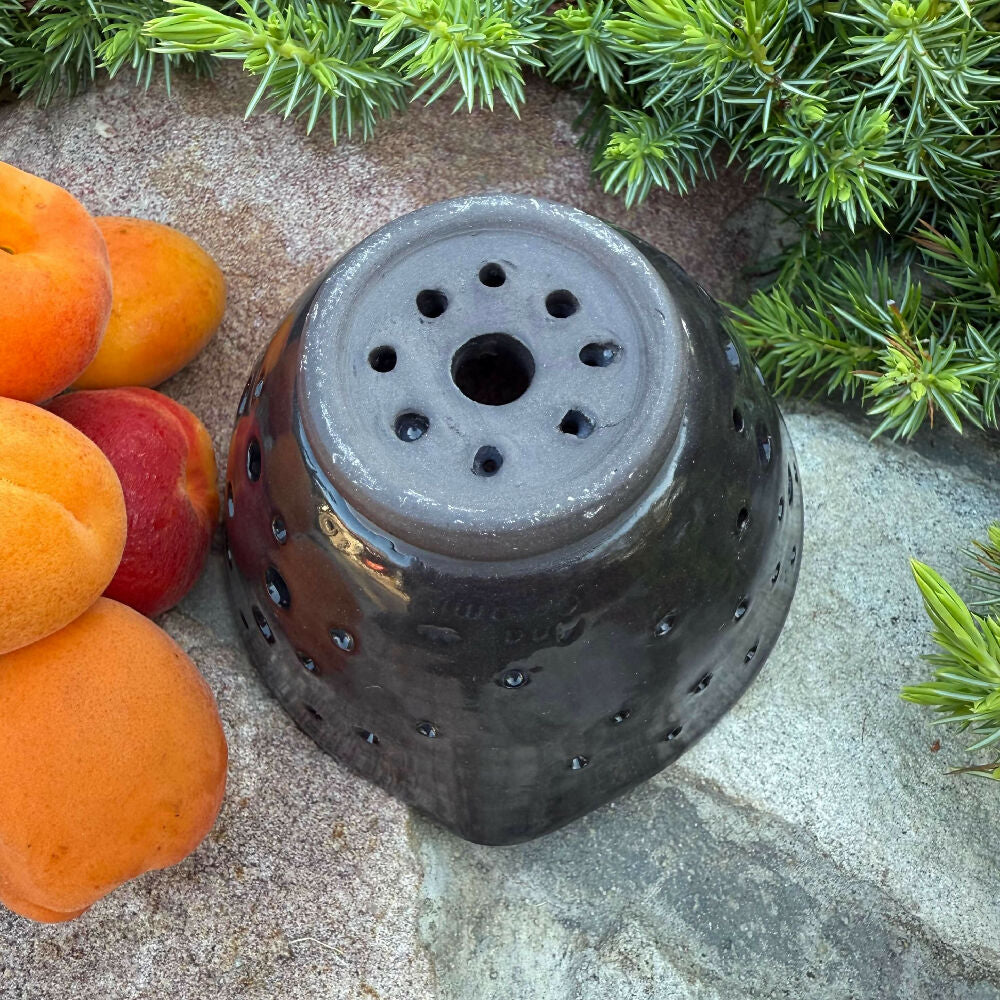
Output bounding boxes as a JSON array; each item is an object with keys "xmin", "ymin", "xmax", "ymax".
[{"xmin": 1, "ymin": 67, "xmax": 999, "ymax": 1000}]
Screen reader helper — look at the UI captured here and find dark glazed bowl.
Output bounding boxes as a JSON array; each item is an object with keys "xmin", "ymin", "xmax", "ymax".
[{"xmin": 224, "ymin": 194, "xmax": 803, "ymax": 845}]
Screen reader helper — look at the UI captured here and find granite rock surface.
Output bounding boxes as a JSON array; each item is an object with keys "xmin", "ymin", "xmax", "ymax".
[{"xmin": 1, "ymin": 68, "xmax": 998, "ymax": 1000}]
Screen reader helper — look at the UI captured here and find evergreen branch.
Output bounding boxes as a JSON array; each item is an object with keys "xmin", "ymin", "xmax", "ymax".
[
  {"xmin": 912, "ymin": 214, "xmax": 1000, "ymax": 319},
  {"xmin": 596, "ymin": 104, "xmax": 718, "ymax": 206},
  {"xmin": 903, "ymin": 559, "xmax": 1000, "ymax": 777},
  {"xmin": 543, "ymin": 0, "xmax": 629, "ymax": 95},
  {"xmin": 2, "ymin": 0, "xmax": 105, "ymax": 102},
  {"xmin": 859, "ymin": 325, "xmax": 987, "ymax": 439},
  {"xmin": 99, "ymin": 0, "xmax": 214, "ymax": 89},
  {"xmin": 355, "ymin": 0, "xmax": 547, "ymax": 113},
  {"xmin": 965, "ymin": 522, "xmax": 1000, "ymax": 610},
  {"xmin": 0, "ymin": 0, "xmax": 211, "ymax": 102},
  {"xmin": 748, "ymin": 100, "xmax": 923, "ymax": 231},
  {"xmin": 727, "ymin": 279, "xmax": 879, "ymax": 399},
  {"xmin": 838, "ymin": 0, "xmax": 1000, "ymax": 136},
  {"xmin": 730, "ymin": 236, "xmax": 1000, "ymax": 438},
  {"xmin": 146, "ymin": 0, "xmax": 407, "ymax": 140}
]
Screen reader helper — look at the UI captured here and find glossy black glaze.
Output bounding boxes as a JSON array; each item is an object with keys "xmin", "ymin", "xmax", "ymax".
[{"xmin": 225, "ymin": 195, "xmax": 803, "ymax": 845}]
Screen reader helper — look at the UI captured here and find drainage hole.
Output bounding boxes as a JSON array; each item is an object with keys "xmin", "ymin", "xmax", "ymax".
[
  {"xmin": 778, "ymin": 496, "xmax": 785, "ymax": 521},
  {"xmin": 239, "ymin": 610, "xmax": 249, "ymax": 630},
  {"xmin": 546, "ymin": 289, "xmax": 579, "ymax": 318},
  {"xmin": 791, "ymin": 545, "xmax": 798, "ymax": 565},
  {"xmin": 654, "ymin": 614, "xmax": 675, "ymax": 638},
  {"xmin": 723, "ymin": 340, "xmax": 741, "ymax": 370},
  {"xmin": 272, "ymin": 515, "xmax": 288, "ymax": 544},
  {"xmin": 246, "ymin": 438, "xmax": 262, "ymax": 481},
  {"xmin": 479, "ymin": 262, "xmax": 506, "ymax": 287},
  {"xmin": 757, "ymin": 423, "xmax": 773, "ymax": 465},
  {"xmin": 253, "ymin": 375, "xmax": 265, "ymax": 400},
  {"xmin": 665, "ymin": 725, "xmax": 683, "ymax": 742},
  {"xmin": 500, "ymin": 668, "xmax": 527, "ymax": 689},
  {"xmin": 395, "ymin": 412, "xmax": 429, "ymax": 442},
  {"xmin": 736, "ymin": 507, "xmax": 750, "ymax": 535},
  {"xmin": 559, "ymin": 409, "xmax": 595, "ymax": 439},
  {"xmin": 304, "ymin": 705, "xmax": 323, "ymax": 722},
  {"xmin": 733, "ymin": 407, "xmax": 745, "ymax": 433},
  {"xmin": 416, "ymin": 721, "xmax": 439, "ymax": 738},
  {"xmin": 252, "ymin": 606, "xmax": 275, "ymax": 643},
  {"xmin": 579, "ymin": 342, "xmax": 621, "ymax": 367},
  {"xmin": 416, "ymin": 289, "xmax": 447, "ymax": 318},
  {"xmin": 237, "ymin": 378, "xmax": 252, "ymax": 416},
  {"xmin": 570, "ymin": 755, "xmax": 589, "ymax": 770},
  {"xmin": 452, "ymin": 333, "xmax": 534, "ymax": 405},
  {"xmin": 744, "ymin": 643, "xmax": 759, "ymax": 664},
  {"xmin": 357, "ymin": 728, "xmax": 379, "ymax": 745},
  {"xmin": 226, "ymin": 484, "xmax": 235, "ymax": 519},
  {"xmin": 264, "ymin": 566, "xmax": 290, "ymax": 609},
  {"xmin": 473, "ymin": 445, "xmax": 503, "ymax": 477},
  {"xmin": 734, "ymin": 597, "xmax": 750, "ymax": 620},
  {"xmin": 298, "ymin": 652, "xmax": 317, "ymax": 672},
  {"xmin": 330, "ymin": 628, "xmax": 356, "ymax": 652},
  {"xmin": 690, "ymin": 673, "xmax": 712, "ymax": 694},
  {"xmin": 771, "ymin": 562, "xmax": 781, "ymax": 585},
  {"xmin": 369, "ymin": 345, "xmax": 397, "ymax": 372},
  {"xmin": 612, "ymin": 708, "xmax": 631, "ymax": 725}
]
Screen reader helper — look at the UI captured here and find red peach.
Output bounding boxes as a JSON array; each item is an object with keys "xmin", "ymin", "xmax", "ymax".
[{"xmin": 48, "ymin": 388, "xmax": 219, "ymax": 617}]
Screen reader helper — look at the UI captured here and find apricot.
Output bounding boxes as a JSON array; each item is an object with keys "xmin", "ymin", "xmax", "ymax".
[
  {"xmin": 73, "ymin": 217, "xmax": 226, "ymax": 389},
  {"xmin": 0, "ymin": 598, "xmax": 228, "ymax": 922},
  {"xmin": 0, "ymin": 398, "xmax": 126, "ymax": 655},
  {"xmin": 49, "ymin": 388, "xmax": 219, "ymax": 618},
  {"xmin": 0, "ymin": 161, "xmax": 112, "ymax": 402}
]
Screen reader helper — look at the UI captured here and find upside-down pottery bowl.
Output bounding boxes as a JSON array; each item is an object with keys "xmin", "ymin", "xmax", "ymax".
[{"xmin": 224, "ymin": 194, "xmax": 803, "ymax": 845}]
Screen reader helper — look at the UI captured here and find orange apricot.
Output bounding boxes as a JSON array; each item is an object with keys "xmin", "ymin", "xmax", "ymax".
[
  {"xmin": 0, "ymin": 398, "xmax": 126, "ymax": 655},
  {"xmin": 0, "ymin": 598, "xmax": 228, "ymax": 922},
  {"xmin": 73, "ymin": 217, "xmax": 226, "ymax": 389},
  {"xmin": 0, "ymin": 161, "xmax": 112, "ymax": 402}
]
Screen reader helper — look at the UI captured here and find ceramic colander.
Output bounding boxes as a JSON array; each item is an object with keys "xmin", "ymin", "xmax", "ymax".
[{"xmin": 224, "ymin": 194, "xmax": 803, "ymax": 845}]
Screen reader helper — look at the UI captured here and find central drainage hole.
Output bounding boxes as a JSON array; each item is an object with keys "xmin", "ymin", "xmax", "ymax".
[
  {"xmin": 473, "ymin": 445, "xmax": 503, "ymax": 477},
  {"xmin": 546, "ymin": 289, "xmax": 579, "ymax": 318},
  {"xmin": 369, "ymin": 346, "xmax": 397, "ymax": 372},
  {"xmin": 559, "ymin": 409, "xmax": 595, "ymax": 439},
  {"xmin": 451, "ymin": 333, "xmax": 535, "ymax": 406},
  {"xmin": 479, "ymin": 262, "xmax": 506, "ymax": 287}
]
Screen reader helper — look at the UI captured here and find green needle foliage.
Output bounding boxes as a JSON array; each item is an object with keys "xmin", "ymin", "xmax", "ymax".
[
  {"xmin": 147, "ymin": 0, "xmax": 407, "ymax": 139},
  {"xmin": 1, "ymin": 0, "xmax": 998, "ymax": 440},
  {"xmin": 966, "ymin": 522, "xmax": 1000, "ymax": 608},
  {"xmin": 355, "ymin": 0, "xmax": 547, "ymax": 113},
  {"xmin": 904, "ymin": 541, "xmax": 1000, "ymax": 777},
  {"xmin": 0, "ymin": 0, "xmax": 213, "ymax": 103}
]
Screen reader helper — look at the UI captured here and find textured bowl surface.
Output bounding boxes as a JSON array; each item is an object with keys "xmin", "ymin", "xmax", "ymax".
[{"xmin": 225, "ymin": 194, "xmax": 803, "ymax": 844}]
